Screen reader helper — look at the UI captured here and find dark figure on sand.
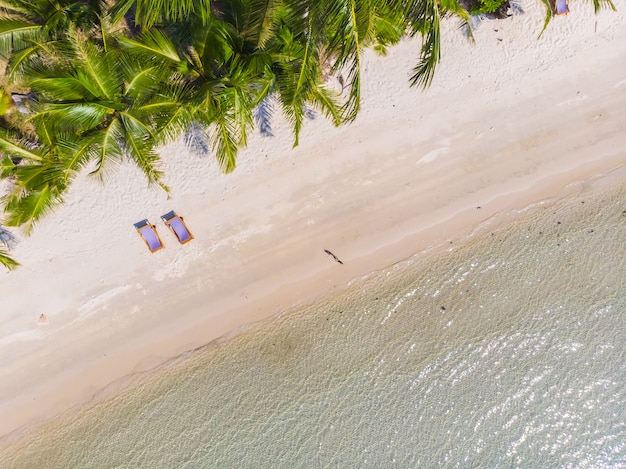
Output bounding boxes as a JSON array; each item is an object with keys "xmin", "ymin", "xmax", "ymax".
[{"xmin": 324, "ymin": 249, "xmax": 344, "ymax": 265}]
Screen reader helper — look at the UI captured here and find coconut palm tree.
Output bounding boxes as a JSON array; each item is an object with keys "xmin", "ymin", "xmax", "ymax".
[
  {"xmin": 0, "ymin": 23, "xmax": 187, "ymax": 231},
  {"xmin": 118, "ymin": 2, "xmax": 346, "ymax": 172}
]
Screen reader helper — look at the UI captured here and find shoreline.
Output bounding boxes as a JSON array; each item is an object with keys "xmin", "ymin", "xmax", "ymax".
[
  {"xmin": 2, "ymin": 160, "xmax": 625, "ymax": 449},
  {"xmin": 1, "ymin": 0, "xmax": 626, "ymax": 447}
]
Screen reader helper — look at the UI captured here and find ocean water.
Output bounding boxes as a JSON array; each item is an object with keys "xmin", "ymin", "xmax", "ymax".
[{"xmin": 2, "ymin": 173, "xmax": 626, "ymax": 468}]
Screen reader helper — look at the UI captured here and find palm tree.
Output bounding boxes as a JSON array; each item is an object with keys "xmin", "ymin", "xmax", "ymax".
[
  {"xmin": 118, "ymin": 3, "xmax": 346, "ymax": 172},
  {"xmin": 0, "ymin": 0, "xmax": 617, "ymax": 254},
  {"xmin": 1, "ymin": 24, "xmax": 186, "ymax": 231}
]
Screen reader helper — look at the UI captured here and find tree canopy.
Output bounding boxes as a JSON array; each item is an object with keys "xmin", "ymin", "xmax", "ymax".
[{"xmin": 0, "ymin": 0, "xmax": 616, "ymax": 268}]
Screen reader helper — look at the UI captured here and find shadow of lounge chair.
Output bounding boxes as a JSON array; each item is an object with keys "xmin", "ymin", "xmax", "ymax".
[
  {"xmin": 554, "ymin": 0, "xmax": 569, "ymax": 15},
  {"xmin": 134, "ymin": 219, "xmax": 165, "ymax": 253},
  {"xmin": 161, "ymin": 211, "xmax": 194, "ymax": 244}
]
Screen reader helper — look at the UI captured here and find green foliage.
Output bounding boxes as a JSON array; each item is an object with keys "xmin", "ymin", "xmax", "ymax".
[
  {"xmin": 470, "ymin": 0, "xmax": 508, "ymax": 15},
  {"xmin": 0, "ymin": 246, "xmax": 19, "ymax": 270}
]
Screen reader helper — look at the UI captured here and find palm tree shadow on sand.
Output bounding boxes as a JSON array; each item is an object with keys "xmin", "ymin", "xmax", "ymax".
[
  {"xmin": 254, "ymin": 96, "xmax": 318, "ymax": 139},
  {"xmin": 0, "ymin": 226, "xmax": 19, "ymax": 251}
]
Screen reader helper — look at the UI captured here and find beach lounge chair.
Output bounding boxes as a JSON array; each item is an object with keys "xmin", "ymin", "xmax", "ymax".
[
  {"xmin": 161, "ymin": 211, "xmax": 194, "ymax": 244},
  {"xmin": 554, "ymin": 0, "xmax": 569, "ymax": 15},
  {"xmin": 134, "ymin": 219, "xmax": 164, "ymax": 253}
]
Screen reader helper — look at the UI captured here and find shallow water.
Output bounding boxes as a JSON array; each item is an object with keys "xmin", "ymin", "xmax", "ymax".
[{"xmin": 2, "ymin": 173, "xmax": 626, "ymax": 468}]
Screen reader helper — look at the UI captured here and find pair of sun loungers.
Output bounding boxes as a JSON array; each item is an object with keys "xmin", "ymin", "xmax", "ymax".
[{"xmin": 134, "ymin": 211, "xmax": 193, "ymax": 253}]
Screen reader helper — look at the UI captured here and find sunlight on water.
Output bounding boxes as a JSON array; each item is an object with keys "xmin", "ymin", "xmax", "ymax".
[{"xmin": 2, "ymin": 172, "xmax": 626, "ymax": 468}]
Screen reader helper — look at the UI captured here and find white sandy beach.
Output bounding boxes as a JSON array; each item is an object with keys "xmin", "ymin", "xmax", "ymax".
[{"xmin": 1, "ymin": 0, "xmax": 625, "ymax": 443}]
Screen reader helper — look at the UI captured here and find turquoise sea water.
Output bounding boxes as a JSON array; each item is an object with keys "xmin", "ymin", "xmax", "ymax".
[{"xmin": 2, "ymin": 172, "xmax": 626, "ymax": 468}]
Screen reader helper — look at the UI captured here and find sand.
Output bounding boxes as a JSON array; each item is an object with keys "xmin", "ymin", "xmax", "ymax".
[{"xmin": 1, "ymin": 0, "xmax": 625, "ymax": 443}]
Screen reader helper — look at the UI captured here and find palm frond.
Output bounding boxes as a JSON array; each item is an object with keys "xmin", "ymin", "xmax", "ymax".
[
  {"xmin": 371, "ymin": 7, "xmax": 406, "ymax": 54},
  {"xmin": 210, "ymin": 115, "xmax": 239, "ymax": 172},
  {"xmin": 87, "ymin": 116, "xmax": 125, "ymax": 177},
  {"xmin": 308, "ymin": 83, "xmax": 342, "ymax": 126},
  {"xmin": 119, "ymin": 111, "xmax": 165, "ymax": 186},
  {"xmin": 108, "ymin": 0, "xmax": 136, "ymax": 26},
  {"xmin": 0, "ymin": 88, "xmax": 11, "ymax": 116},
  {"xmin": 0, "ymin": 246, "xmax": 19, "ymax": 270},
  {"xmin": 110, "ymin": 0, "xmax": 212, "ymax": 28},
  {"xmin": 118, "ymin": 29, "xmax": 182, "ymax": 63},
  {"xmin": 56, "ymin": 137, "xmax": 95, "ymax": 184},
  {"xmin": 590, "ymin": 0, "xmax": 616, "ymax": 13},
  {"xmin": 28, "ymin": 76, "xmax": 97, "ymax": 101},
  {"xmin": 274, "ymin": 20, "xmax": 314, "ymax": 146},
  {"xmin": 123, "ymin": 65, "xmax": 165, "ymax": 101},
  {"xmin": 243, "ymin": 0, "xmax": 283, "ymax": 49},
  {"xmin": 29, "ymin": 103, "xmax": 112, "ymax": 134},
  {"xmin": 6, "ymin": 42, "xmax": 45, "ymax": 79},
  {"xmin": 142, "ymin": 98, "xmax": 192, "ymax": 145},
  {"xmin": 0, "ymin": 17, "xmax": 45, "ymax": 57},
  {"xmin": 0, "ymin": 128, "xmax": 43, "ymax": 162},
  {"xmin": 537, "ymin": 0, "xmax": 554, "ymax": 36},
  {"xmin": 4, "ymin": 184, "xmax": 61, "ymax": 234},
  {"xmin": 5, "ymin": 158, "xmax": 65, "ymax": 192},
  {"xmin": 407, "ymin": 0, "xmax": 442, "ymax": 88},
  {"xmin": 325, "ymin": 0, "xmax": 378, "ymax": 121},
  {"xmin": 69, "ymin": 31, "xmax": 120, "ymax": 99}
]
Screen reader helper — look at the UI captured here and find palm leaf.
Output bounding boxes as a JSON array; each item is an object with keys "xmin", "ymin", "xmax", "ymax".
[
  {"xmin": 7, "ymin": 42, "xmax": 45, "ymax": 79},
  {"xmin": 0, "ymin": 128, "xmax": 43, "ymax": 162},
  {"xmin": 326, "ymin": 0, "xmax": 377, "ymax": 121},
  {"xmin": 28, "ymin": 76, "xmax": 97, "ymax": 101},
  {"xmin": 275, "ymin": 21, "xmax": 313, "ymax": 146},
  {"xmin": 118, "ymin": 29, "xmax": 182, "ymax": 63},
  {"xmin": 0, "ymin": 17, "xmax": 45, "ymax": 57},
  {"xmin": 309, "ymin": 84, "xmax": 342, "ymax": 126},
  {"xmin": 123, "ymin": 65, "xmax": 164, "ymax": 101},
  {"xmin": 119, "ymin": 111, "xmax": 165, "ymax": 186},
  {"xmin": 107, "ymin": 0, "xmax": 136, "ymax": 26},
  {"xmin": 4, "ymin": 184, "xmax": 60, "ymax": 234},
  {"xmin": 6, "ymin": 158, "xmax": 65, "ymax": 192},
  {"xmin": 406, "ymin": 0, "xmax": 442, "ymax": 88},
  {"xmin": 243, "ymin": 0, "xmax": 283, "ymax": 49},
  {"xmin": 30, "ymin": 103, "xmax": 113, "ymax": 134},
  {"xmin": 0, "ymin": 246, "xmax": 19, "ymax": 270},
  {"xmin": 57, "ymin": 137, "xmax": 95, "ymax": 184},
  {"xmin": 109, "ymin": 0, "xmax": 212, "ymax": 28},
  {"xmin": 69, "ymin": 32, "xmax": 120, "ymax": 99},
  {"xmin": 0, "ymin": 88, "xmax": 11, "ymax": 115},
  {"xmin": 592, "ymin": 0, "xmax": 616, "ymax": 12},
  {"xmin": 195, "ymin": 96, "xmax": 240, "ymax": 172},
  {"xmin": 210, "ymin": 114, "xmax": 239, "ymax": 172},
  {"xmin": 87, "ymin": 116, "xmax": 125, "ymax": 177},
  {"xmin": 141, "ymin": 97, "xmax": 192, "ymax": 144}
]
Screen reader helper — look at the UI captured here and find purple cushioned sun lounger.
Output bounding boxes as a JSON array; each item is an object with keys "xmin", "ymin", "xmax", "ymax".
[
  {"xmin": 134, "ymin": 219, "xmax": 165, "ymax": 253},
  {"xmin": 161, "ymin": 211, "xmax": 194, "ymax": 244},
  {"xmin": 555, "ymin": 0, "xmax": 569, "ymax": 15}
]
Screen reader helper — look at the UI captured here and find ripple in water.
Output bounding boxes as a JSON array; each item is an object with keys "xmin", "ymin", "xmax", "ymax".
[{"xmin": 2, "ymin": 174, "xmax": 626, "ymax": 468}]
